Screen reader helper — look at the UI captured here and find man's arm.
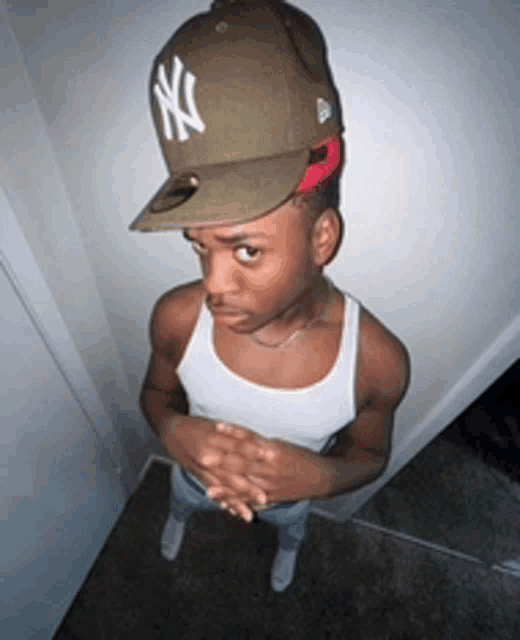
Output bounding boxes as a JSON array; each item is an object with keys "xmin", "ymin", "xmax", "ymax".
[
  {"xmin": 321, "ymin": 312, "xmax": 411, "ymax": 499},
  {"xmin": 320, "ymin": 405, "xmax": 396, "ymax": 499},
  {"xmin": 139, "ymin": 285, "xmax": 270, "ymax": 521},
  {"xmin": 139, "ymin": 287, "xmax": 192, "ymax": 444}
]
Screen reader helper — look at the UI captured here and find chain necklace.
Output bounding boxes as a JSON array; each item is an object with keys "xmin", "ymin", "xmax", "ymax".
[{"xmin": 250, "ymin": 276, "xmax": 334, "ymax": 349}]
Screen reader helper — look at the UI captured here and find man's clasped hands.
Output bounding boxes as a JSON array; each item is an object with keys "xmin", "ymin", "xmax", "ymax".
[{"xmin": 170, "ymin": 418, "xmax": 334, "ymax": 523}]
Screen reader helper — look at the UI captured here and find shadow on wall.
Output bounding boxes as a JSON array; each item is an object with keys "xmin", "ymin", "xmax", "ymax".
[{"xmin": 102, "ymin": 378, "xmax": 166, "ymax": 493}]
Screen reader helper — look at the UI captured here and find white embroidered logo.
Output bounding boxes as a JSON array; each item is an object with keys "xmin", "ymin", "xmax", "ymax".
[
  {"xmin": 317, "ymin": 98, "xmax": 332, "ymax": 125},
  {"xmin": 153, "ymin": 56, "xmax": 206, "ymax": 143}
]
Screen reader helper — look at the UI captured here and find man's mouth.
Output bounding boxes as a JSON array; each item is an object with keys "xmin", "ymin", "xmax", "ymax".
[
  {"xmin": 208, "ymin": 301, "xmax": 247, "ymax": 315},
  {"xmin": 211, "ymin": 306, "xmax": 242, "ymax": 314}
]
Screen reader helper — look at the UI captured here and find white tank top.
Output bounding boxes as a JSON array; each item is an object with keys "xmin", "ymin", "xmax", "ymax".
[{"xmin": 177, "ymin": 279, "xmax": 360, "ymax": 456}]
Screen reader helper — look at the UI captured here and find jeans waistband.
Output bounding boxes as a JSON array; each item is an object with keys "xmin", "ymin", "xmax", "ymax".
[{"xmin": 181, "ymin": 468, "xmax": 207, "ymax": 494}]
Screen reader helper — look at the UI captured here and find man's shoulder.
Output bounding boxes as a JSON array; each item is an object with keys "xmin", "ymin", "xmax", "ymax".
[
  {"xmin": 150, "ymin": 279, "xmax": 206, "ymax": 350},
  {"xmin": 155, "ymin": 278, "xmax": 205, "ymax": 311},
  {"xmin": 358, "ymin": 307, "xmax": 410, "ymax": 409}
]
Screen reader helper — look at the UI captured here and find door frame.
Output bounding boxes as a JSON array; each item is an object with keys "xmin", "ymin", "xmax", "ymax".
[{"xmin": 0, "ymin": 185, "xmax": 130, "ymax": 493}]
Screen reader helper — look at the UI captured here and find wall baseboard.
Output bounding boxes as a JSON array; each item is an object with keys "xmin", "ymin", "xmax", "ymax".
[{"xmin": 137, "ymin": 454, "xmax": 173, "ymax": 485}]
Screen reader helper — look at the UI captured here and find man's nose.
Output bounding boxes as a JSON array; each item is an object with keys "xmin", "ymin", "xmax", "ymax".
[{"xmin": 202, "ymin": 253, "xmax": 240, "ymax": 297}]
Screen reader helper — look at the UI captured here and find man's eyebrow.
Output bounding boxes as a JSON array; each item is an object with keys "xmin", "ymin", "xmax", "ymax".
[{"xmin": 182, "ymin": 229, "xmax": 270, "ymax": 243}]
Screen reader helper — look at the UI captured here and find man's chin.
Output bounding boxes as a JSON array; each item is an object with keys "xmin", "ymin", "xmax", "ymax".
[{"xmin": 212, "ymin": 312, "xmax": 250, "ymax": 330}]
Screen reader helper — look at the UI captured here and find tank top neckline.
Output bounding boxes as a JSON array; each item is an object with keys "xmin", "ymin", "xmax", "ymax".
[{"xmin": 208, "ymin": 288, "xmax": 348, "ymax": 393}]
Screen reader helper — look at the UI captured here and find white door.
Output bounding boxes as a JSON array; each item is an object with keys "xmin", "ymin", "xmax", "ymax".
[{"xmin": 0, "ymin": 264, "xmax": 125, "ymax": 639}]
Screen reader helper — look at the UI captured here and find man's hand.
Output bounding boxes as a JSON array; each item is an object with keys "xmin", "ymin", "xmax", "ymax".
[
  {"xmin": 203, "ymin": 422, "xmax": 333, "ymax": 507},
  {"xmin": 161, "ymin": 415, "xmax": 269, "ymax": 521}
]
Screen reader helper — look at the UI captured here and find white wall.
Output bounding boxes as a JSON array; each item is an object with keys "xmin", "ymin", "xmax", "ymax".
[
  {"xmin": 0, "ymin": 249, "xmax": 124, "ymax": 639},
  {"xmin": 1, "ymin": 0, "xmax": 164, "ymax": 480},
  {"xmin": 3, "ymin": 0, "xmax": 519, "ymax": 518},
  {"xmin": 1, "ymin": 4, "xmax": 163, "ymax": 633}
]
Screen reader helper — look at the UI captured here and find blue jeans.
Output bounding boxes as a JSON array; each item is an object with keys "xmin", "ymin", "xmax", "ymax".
[{"xmin": 170, "ymin": 463, "xmax": 311, "ymax": 550}]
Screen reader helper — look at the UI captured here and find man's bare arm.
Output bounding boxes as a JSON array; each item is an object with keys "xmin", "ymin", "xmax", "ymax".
[
  {"xmin": 139, "ymin": 286, "xmax": 195, "ymax": 447},
  {"xmin": 320, "ymin": 406, "xmax": 394, "ymax": 499},
  {"xmin": 139, "ymin": 286, "xmax": 269, "ymax": 521},
  {"xmin": 322, "ymin": 315, "xmax": 411, "ymax": 499}
]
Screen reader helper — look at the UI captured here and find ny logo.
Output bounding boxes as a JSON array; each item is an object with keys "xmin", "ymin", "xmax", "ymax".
[{"xmin": 153, "ymin": 56, "xmax": 206, "ymax": 143}]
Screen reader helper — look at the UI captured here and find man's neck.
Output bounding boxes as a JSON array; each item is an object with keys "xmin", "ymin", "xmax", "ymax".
[{"xmin": 253, "ymin": 273, "xmax": 332, "ymax": 343}]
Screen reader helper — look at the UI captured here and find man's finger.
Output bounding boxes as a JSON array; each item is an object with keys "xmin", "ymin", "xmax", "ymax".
[
  {"xmin": 208, "ymin": 483, "xmax": 266, "ymax": 506},
  {"xmin": 223, "ymin": 496, "xmax": 254, "ymax": 522},
  {"xmin": 216, "ymin": 422, "xmax": 258, "ymax": 440},
  {"xmin": 207, "ymin": 485, "xmax": 254, "ymax": 523},
  {"xmin": 239, "ymin": 441, "xmax": 268, "ymax": 460},
  {"xmin": 216, "ymin": 422, "xmax": 247, "ymax": 437},
  {"xmin": 211, "ymin": 472, "xmax": 257, "ymax": 498},
  {"xmin": 201, "ymin": 451, "xmax": 220, "ymax": 466},
  {"xmin": 214, "ymin": 423, "xmax": 275, "ymax": 461},
  {"xmin": 221, "ymin": 452, "xmax": 250, "ymax": 474},
  {"xmin": 207, "ymin": 434, "xmax": 265, "ymax": 460}
]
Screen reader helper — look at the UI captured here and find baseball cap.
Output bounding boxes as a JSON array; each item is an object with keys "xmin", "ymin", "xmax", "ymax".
[{"xmin": 129, "ymin": 0, "xmax": 344, "ymax": 232}]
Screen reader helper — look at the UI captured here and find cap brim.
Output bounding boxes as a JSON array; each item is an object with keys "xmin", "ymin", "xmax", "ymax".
[{"xmin": 129, "ymin": 148, "xmax": 310, "ymax": 232}]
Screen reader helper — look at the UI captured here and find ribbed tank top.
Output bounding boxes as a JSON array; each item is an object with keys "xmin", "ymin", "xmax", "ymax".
[{"xmin": 177, "ymin": 278, "xmax": 360, "ymax": 456}]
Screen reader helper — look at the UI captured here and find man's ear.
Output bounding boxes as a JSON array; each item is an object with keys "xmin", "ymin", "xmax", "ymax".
[{"xmin": 312, "ymin": 208, "xmax": 343, "ymax": 267}]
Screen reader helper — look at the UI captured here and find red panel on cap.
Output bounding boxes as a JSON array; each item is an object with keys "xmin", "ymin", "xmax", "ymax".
[{"xmin": 296, "ymin": 138, "xmax": 343, "ymax": 192}]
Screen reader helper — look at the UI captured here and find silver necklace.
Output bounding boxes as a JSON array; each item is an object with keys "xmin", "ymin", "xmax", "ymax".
[{"xmin": 250, "ymin": 277, "xmax": 334, "ymax": 349}]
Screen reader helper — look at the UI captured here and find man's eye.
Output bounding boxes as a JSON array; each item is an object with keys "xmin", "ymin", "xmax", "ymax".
[
  {"xmin": 236, "ymin": 246, "xmax": 261, "ymax": 263},
  {"xmin": 190, "ymin": 242, "xmax": 260, "ymax": 263},
  {"xmin": 191, "ymin": 241, "xmax": 206, "ymax": 255}
]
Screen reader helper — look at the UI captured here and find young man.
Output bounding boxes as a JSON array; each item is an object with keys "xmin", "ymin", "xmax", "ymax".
[{"xmin": 131, "ymin": 0, "xmax": 410, "ymax": 593}]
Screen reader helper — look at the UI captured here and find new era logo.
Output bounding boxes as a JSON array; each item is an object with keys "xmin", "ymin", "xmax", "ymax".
[
  {"xmin": 317, "ymin": 98, "xmax": 332, "ymax": 125},
  {"xmin": 154, "ymin": 56, "xmax": 206, "ymax": 143}
]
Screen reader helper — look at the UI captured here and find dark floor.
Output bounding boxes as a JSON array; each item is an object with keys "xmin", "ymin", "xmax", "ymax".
[
  {"xmin": 357, "ymin": 360, "xmax": 520, "ymax": 569},
  {"xmin": 54, "ymin": 361, "xmax": 520, "ymax": 640}
]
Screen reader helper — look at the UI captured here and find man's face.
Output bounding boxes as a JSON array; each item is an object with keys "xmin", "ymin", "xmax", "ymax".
[{"xmin": 183, "ymin": 200, "xmax": 320, "ymax": 334}]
